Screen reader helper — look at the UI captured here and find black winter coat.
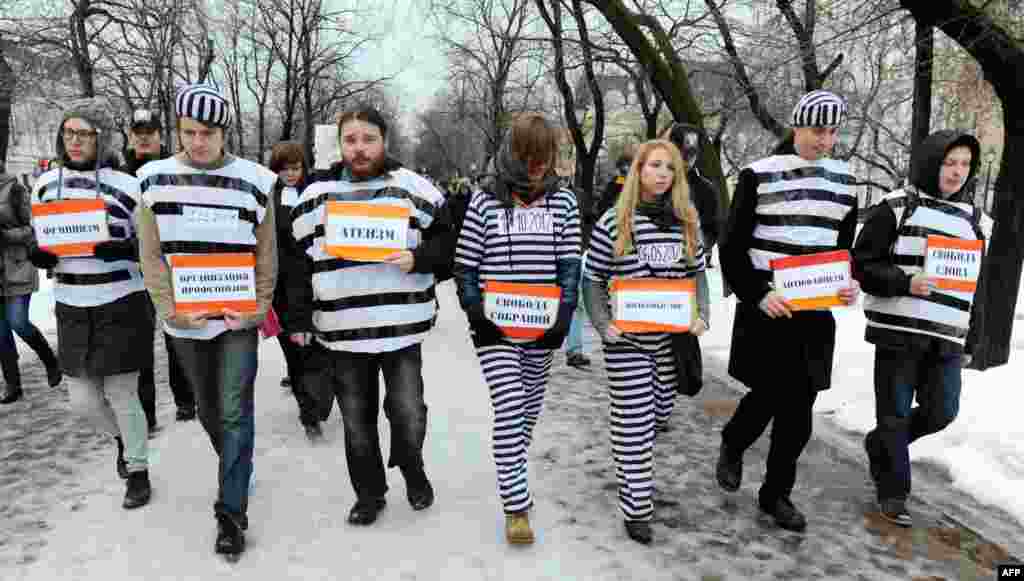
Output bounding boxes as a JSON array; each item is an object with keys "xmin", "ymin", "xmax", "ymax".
[
  {"xmin": 720, "ymin": 146, "xmax": 857, "ymax": 392},
  {"xmin": 271, "ymin": 179, "xmax": 306, "ymax": 333}
]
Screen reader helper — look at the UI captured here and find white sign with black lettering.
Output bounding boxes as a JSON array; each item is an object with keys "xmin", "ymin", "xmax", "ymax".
[{"xmin": 495, "ymin": 208, "xmax": 554, "ymax": 236}]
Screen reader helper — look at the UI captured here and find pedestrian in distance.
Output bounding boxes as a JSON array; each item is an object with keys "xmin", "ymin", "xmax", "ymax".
[{"xmin": 715, "ymin": 90, "xmax": 860, "ymax": 532}]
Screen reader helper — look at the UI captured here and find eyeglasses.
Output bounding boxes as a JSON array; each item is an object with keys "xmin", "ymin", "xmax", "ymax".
[{"xmin": 63, "ymin": 129, "xmax": 98, "ymax": 142}]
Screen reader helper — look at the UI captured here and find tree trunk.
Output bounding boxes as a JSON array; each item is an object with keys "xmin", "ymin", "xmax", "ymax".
[
  {"xmin": 0, "ymin": 43, "xmax": 13, "ymax": 169},
  {"xmin": 910, "ymin": 22, "xmax": 933, "ymax": 150},
  {"xmin": 899, "ymin": 0, "xmax": 1024, "ymax": 369}
]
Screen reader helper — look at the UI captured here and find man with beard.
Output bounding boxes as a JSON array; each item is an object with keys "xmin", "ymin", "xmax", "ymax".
[
  {"xmin": 289, "ymin": 106, "xmax": 452, "ymax": 527},
  {"xmin": 124, "ymin": 110, "xmax": 197, "ymax": 429}
]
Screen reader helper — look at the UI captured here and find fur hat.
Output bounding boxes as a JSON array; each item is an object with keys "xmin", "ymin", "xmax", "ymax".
[
  {"xmin": 57, "ymin": 97, "xmax": 121, "ymax": 163},
  {"xmin": 790, "ymin": 90, "xmax": 847, "ymax": 128},
  {"xmin": 175, "ymin": 83, "xmax": 231, "ymax": 127}
]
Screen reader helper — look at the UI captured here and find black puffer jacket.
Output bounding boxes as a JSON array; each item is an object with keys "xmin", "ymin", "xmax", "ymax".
[{"xmin": 272, "ymin": 178, "xmax": 306, "ymax": 333}]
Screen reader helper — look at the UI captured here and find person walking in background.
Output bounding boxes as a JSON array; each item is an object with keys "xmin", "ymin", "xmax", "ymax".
[
  {"xmin": 594, "ymin": 146, "xmax": 635, "ymax": 222},
  {"xmin": 854, "ymin": 130, "xmax": 987, "ymax": 528},
  {"xmin": 268, "ymin": 141, "xmax": 323, "ymax": 442},
  {"xmin": 714, "ymin": 90, "xmax": 860, "ymax": 533},
  {"xmin": 137, "ymin": 83, "xmax": 277, "ymax": 558},
  {"xmin": 289, "ymin": 106, "xmax": 450, "ymax": 527},
  {"xmin": 661, "ymin": 123, "xmax": 720, "ymax": 268},
  {"xmin": 123, "ymin": 109, "xmax": 197, "ymax": 428},
  {"xmin": 29, "ymin": 98, "xmax": 153, "ymax": 510},
  {"xmin": 454, "ymin": 113, "xmax": 581, "ymax": 545},
  {"xmin": 583, "ymin": 139, "xmax": 708, "ymax": 544},
  {"xmin": 0, "ymin": 171, "xmax": 62, "ymax": 405}
]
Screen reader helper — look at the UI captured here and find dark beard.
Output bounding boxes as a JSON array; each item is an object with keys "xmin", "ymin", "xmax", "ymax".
[{"xmin": 348, "ymin": 154, "xmax": 386, "ymax": 180}]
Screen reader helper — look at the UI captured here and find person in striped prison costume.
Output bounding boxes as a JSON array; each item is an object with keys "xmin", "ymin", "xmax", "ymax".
[
  {"xmin": 715, "ymin": 90, "xmax": 861, "ymax": 533},
  {"xmin": 137, "ymin": 83, "xmax": 278, "ymax": 558},
  {"xmin": 583, "ymin": 139, "xmax": 709, "ymax": 545},
  {"xmin": 454, "ymin": 114, "xmax": 582, "ymax": 545},
  {"xmin": 29, "ymin": 97, "xmax": 154, "ymax": 511},
  {"xmin": 854, "ymin": 130, "xmax": 988, "ymax": 528}
]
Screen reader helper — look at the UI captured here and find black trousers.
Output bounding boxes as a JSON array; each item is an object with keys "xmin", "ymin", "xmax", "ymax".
[
  {"xmin": 721, "ymin": 385, "xmax": 818, "ymax": 501},
  {"xmin": 276, "ymin": 334, "xmax": 319, "ymax": 426}
]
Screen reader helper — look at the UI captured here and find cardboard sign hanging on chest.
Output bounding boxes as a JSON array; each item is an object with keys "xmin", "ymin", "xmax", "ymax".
[
  {"xmin": 610, "ymin": 277, "xmax": 694, "ymax": 333},
  {"xmin": 31, "ymin": 199, "xmax": 110, "ymax": 257},
  {"xmin": 494, "ymin": 207, "xmax": 555, "ymax": 236},
  {"xmin": 924, "ymin": 235, "xmax": 982, "ymax": 292},
  {"xmin": 323, "ymin": 201, "xmax": 410, "ymax": 261},
  {"xmin": 484, "ymin": 281, "xmax": 561, "ymax": 342},
  {"xmin": 770, "ymin": 250, "xmax": 851, "ymax": 310},
  {"xmin": 171, "ymin": 253, "xmax": 258, "ymax": 314}
]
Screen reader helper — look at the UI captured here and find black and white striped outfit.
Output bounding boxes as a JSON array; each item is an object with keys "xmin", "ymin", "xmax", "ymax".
[
  {"xmin": 863, "ymin": 188, "xmax": 980, "ymax": 346},
  {"xmin": 138, "ymin": 157, "xmax": 277, "ymax": 340},
  {"xmin": 455, "ymin": 188, "xmax": 581, "ymax": 514},
  {"xmin": 291, "ymin": 167, "xmax": 445, "ymax": 353},
  {"xmin": 584, "ymin": 208, "xmax": 705, "ymax": 522},
  {"xmin": 32, "ymin": 168, "xmax": 145, "ymax": 307},
  {"xmin": 746, "ymin": 156, "xmax": 857, "ymax": 272}
]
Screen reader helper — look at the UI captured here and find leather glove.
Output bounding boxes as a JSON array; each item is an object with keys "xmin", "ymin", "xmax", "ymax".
[
  {"xmin": 93, "ymin": 239, "xmax": 137, "ymax": 262},
  {"xmin": 29, "ymin": 248, "xmax": 59, "ymax": 270},
  {"xmin": 532, "ymin": 302, "xmax": 574, "ymax": 350},
  {"xmin": 466, "ymin": 302, "xmax": 505, "ymax": 345}
]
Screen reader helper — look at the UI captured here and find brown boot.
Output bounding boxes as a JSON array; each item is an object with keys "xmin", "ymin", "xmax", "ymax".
[{"xmin": 505, "ymin": 511, "xmax": 535, "ymax": 545}]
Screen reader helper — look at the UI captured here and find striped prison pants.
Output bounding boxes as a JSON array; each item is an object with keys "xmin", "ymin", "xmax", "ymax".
[
  {"xmin": 476, "ymin": 342, "xmax": 554, "ymax": 514},
  {"xmin": 604, "ymin": 337, "xmax": 679, "ymax": 521}
]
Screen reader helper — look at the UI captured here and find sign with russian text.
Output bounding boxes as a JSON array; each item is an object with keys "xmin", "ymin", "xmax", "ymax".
[
  {"xmin": 483, "ymin": 280, "xmax": 561, "ymax": 341},
  {"xmin": 924, "ymin": 235, "xmax": 983, "ymax": 292},
  {"xmin": 171, "ymin": 253, "xmax": 258, "ymax": 314},
  {"xmin": 324, "ymin": 201, "xmax": 410, "ymax": 261},
  {"xmin": 611, "ymin": 278, "xmax": 694, "ymax": 333},
  {"xmin": 770, "ymin": 250, "xmax": 851, "ymax": 310},
  {"xmin": 31, "ymin": 199, "xmax": 109, "ymax": 257}
]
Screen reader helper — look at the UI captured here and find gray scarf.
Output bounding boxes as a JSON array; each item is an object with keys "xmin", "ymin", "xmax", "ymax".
[{"xmin": 494, "ymin": 138, "xmax": 560, "ymax": 206}]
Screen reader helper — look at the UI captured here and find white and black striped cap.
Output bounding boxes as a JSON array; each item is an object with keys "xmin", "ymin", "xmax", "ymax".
[
  {"xmin": 175, "ymin": 83, "xmax": 231, "ymax": 127},
  {"xmin": 790, "ymin": 90, "xmax": 846, "ymax": 128}
]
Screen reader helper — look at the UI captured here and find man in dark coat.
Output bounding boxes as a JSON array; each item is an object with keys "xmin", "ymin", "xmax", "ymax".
[
  {"xmin": 663, "ymin": 123, "xmax": 720, "ymax": 267},
  {"xmin": 124, "ymin": 109, "xmax": 197, "ymax": 426},
  {"xmin": 715, "ymin": 90, "xmax": 860, "ymax": 532}
]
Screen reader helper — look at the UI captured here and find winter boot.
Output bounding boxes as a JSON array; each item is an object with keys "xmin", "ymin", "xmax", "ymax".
[
  {"xmin": 215, "ymin": 512, "xmax": 246, "ymax": 555},
  {"xmin": 758, "ymin": 495, "xmax": 807, "ymax": 532},
  {"xmin": 879, "ymin": 497, "xmax": 913, "ymax": 528},
  {"xmin": 122, "ymin": 470, "xmax": 152, "ymax": 509},
  {"xmin": 401, "ymin": 464, "xmax": 435, "ymax": 511},
  {"xmin": 0, "ymin": 384, "xmax": 22, "ymax": 404},
  {"xmin": 22, "ymin": 328, "xmax": 61, "ymax": 387},
  {"xmin": 624, "ymin": 520, "xmax": 653, "ymax": 545},
  {"xmin": 715, "ymin": 440, "xmax": 743, "ymax": 492},
  {"xmin": 115, "ymin": 436, "xmax": 128, "ymax": 479},
  {"xmin": 303, "ymin": 422, "xmax": 324, "ymax": 443},
  {"xmin": 505, "ymin": 511, "xmax": 535, "ymax": 545},
  {"xmin": 0, "ymin": 353, "xmax": 23, "ymax": 404},
  {"xmin": 347, "ymin": 496, "xmax": 386, "ymax": 525}
]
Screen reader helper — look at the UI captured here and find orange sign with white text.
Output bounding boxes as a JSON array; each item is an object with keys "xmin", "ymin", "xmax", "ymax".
[
  {"xmin": 170, "ymin": 253, "xmax": 258, "ymax": 314},
  {"xmin": 924, "ymin": 235, "xmax": 983, "ymax": 293},
  {"xmin": 611, "ymin": 277, "xmax": 695, "ymax": 333},
  {"xmin": 31, "ymin": 199, "xmax": 110, "ymax": 257},
  {"xmin": 323, "ymin": 202, "xmax": 410, "ymax": 261},
  {"xmin": 771, "ymin": 250, "xmax": 851, "ymax": 310}
]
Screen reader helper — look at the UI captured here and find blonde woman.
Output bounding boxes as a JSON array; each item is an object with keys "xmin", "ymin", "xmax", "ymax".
[{"xmin": 583, "ymin": 139, "xmax": 708, "ymax": 544}]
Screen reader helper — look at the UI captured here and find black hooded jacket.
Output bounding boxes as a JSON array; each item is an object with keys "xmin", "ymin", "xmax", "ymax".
[{"xmin": 853, "ymin": 129, "xmax": 983, "ymax": 355}]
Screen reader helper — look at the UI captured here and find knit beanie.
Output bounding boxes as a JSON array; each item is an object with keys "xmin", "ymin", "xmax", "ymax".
[{"xmin": 175, "ymin": 83, "xmax": 231, "ymax": 127}]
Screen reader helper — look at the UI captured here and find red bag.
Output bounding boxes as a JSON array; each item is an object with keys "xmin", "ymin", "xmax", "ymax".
[{"xmin": 259, "ymin": 307, "xmax": 282, "ymax": 340}]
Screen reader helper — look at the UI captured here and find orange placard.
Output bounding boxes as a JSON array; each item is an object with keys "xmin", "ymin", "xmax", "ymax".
[
  {"xmin": 323, "ymin": 201, "xmax": 411, "ymax": 261},
  {"xmin": 31, "ymin": 198, "xmax": 109, "ymax": 257},
  {"xmin": 171, "ymin": 253, "xmax": 258, "ymax": 314},
  {"xmin": 483, "ymin": 280, "xmax": 561, "ymax": 340},
  {"xmin": 924, "ymin": 235, "xmax": 983, "ymax": 292},
  {"xmin": 771, "ymin": 250, "xmax": 851, "ymax": 310},
  {"xmin": 610, "ymin": 277, "xmax": 695, "ymax": 333}
]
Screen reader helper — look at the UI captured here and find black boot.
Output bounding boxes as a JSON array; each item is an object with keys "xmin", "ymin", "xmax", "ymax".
[
  {"xmin": 215, "ymin": 512, "xmax": 246, "ymax": 555},
  {"xmin": 624, "ymin": 520, "xmax": 653, "ymax": 544},
  {"xmin": 864, "ymin": 430, "xmax": 883, "ymax": 487},
  {"xmin": 122, "ymin": 470, "xmax": 152, "ymax": 509},
  {"xmin": 303, "ymin": 422, "xmax": 324, "ymax": 443},
  {"xmin": 175, "ymin": 406, "xmax": 196, "ymax": 421},
  {"xmin": 879, "ymin": 497, "xmax": 913, "ymax": 528},
  {"xmin": 21, "ymin": 328, "xmax": 61, "ymax": 387},
  {"xmin": 115, "ymin": 436, "xmax": 128, "ymax": 479},
  {"xmin": 347, "ymin": 496, "xmax": 386, "ymax": 525},
  {"xmin": 758, "ymin": 496, "xmax": 807, "ymax": 532},
  {"xmin": 402, "ymin": 465, "xmax": 435, "ymax": 511},
  {"xmin": 715, "ymin": 440, "xmax": 743, "ymax": 492},
  {"xmin": 0, "ymin": 353, "xmax": 23, "ymax": 404}
]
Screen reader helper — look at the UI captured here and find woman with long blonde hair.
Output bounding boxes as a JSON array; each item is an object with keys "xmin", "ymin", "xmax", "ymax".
[{"xmin": 583, "ymin": 139, "xmax": 709, "ymax": 544}]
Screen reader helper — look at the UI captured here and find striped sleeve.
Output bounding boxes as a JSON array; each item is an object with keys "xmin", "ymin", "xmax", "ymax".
[
  {"xmin": 557, "ymin": 191, "xmax": 582, "ymax": 261},
  {"xmin": 585, "ymin": 212, "xmax": 615, "ymax": 284},
  {"xmin": 454, "ymin": 192, "xmax": 487, "ymax": 269}
]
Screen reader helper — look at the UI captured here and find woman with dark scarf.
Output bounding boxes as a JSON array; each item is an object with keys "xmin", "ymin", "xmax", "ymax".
[
  {"xmin": 582, "ymin": 139, "xmax": 709, "ymax": 544},
  {"xmin": 453, "ymin": 114, "xmax": 582, "ymax": 545},
  {"xmin": 268, "ymin": 141, "xmax": 323, "ymax": 441}
]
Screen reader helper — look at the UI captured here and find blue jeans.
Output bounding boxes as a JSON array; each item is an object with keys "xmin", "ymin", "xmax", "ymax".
[
  {"xmin": 872, "ymin": 344, "xmax": 961, "ymax": 500},
  {"xmin": 172, "ymin": 329, "xmax": 258, "ymax": 518},
  {"xmin": 0, "ymin": 294, "xmax": 58, "ymax": 383}
]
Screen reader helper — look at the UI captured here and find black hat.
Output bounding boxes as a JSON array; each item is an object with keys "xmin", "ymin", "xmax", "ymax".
[{"xmin": 130, "ymin": 109, "xmax": 162, "ymax": 131}]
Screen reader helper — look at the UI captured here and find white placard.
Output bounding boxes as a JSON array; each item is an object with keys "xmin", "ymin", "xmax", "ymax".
[
  {"xmin": 614, "ymin": 290, "xmax": 692, "ymax": 327},
  {"xmin": 314, "ymin": 124, "xmax": 340, "ymax": 170},
  {"xmin": 484, "ymin": 292, "xmax": 559, "ymax": 330}
]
